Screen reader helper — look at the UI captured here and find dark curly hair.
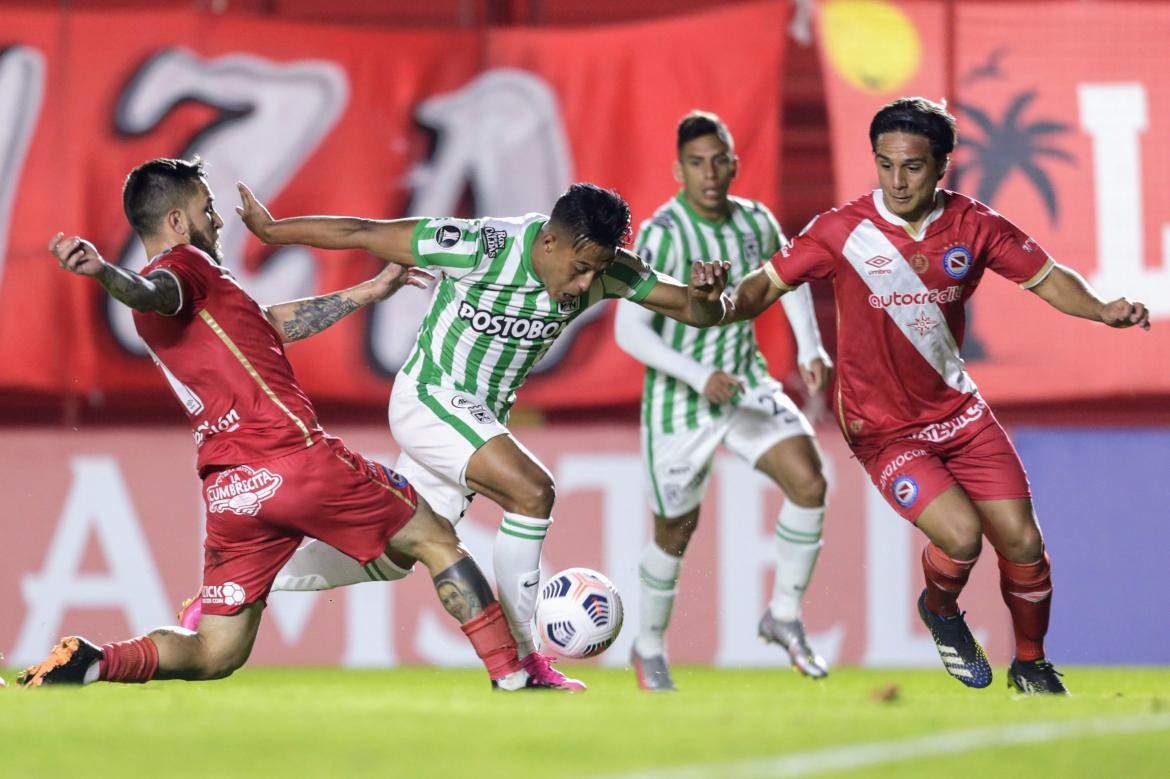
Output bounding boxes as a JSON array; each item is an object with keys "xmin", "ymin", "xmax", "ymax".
[
  {"xmin": 549, "ymin": 182, "xmax": 631, "ymax": 250},
  {"xmin": 869, "ymin": 97, "xmax": 957, "ymax": 163}
]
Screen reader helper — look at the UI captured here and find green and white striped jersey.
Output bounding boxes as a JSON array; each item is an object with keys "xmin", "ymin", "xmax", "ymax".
[
  {"xmin": 401, "ymin": 213, "xmax": 658, "ymax": 418},
  {"xmin": 635, "ymin": 192, "xmax": 786, "ymax": 433}
]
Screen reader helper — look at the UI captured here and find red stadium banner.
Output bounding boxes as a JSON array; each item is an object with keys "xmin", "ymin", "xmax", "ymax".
[
  {"xmin": 818, "ymin": 0, "xmax": 1170, "ymax": 404},
  {"xmin": 0, "ymin": 3, "xmax": 791, "ymax": 415}
]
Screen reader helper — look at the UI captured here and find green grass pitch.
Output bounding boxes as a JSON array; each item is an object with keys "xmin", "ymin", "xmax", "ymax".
[{"xmin": 4, "ymin": 666, "xmax": 1169, "ymax": 778}]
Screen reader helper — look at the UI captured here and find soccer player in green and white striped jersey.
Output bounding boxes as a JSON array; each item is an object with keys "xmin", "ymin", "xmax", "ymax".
[
  {"xmin": 615, "ymin": 112, "xmax": 834, "ymax": 691},
  {"xmin": 237, "ymin": 181, "xmax": 730, "ymax": 690}
]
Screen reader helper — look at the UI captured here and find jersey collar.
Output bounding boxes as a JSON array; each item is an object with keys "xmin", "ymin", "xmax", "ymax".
[
  {"xmin": 871, "ymin": 189, "xmax": 946, "ymax": 239},
  {"xmin": 520, "ymin": 216, "xmax": 547, "ymax": 282}
]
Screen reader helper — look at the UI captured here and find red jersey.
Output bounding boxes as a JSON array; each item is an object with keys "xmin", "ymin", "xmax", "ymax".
[
  {"xmin": 768, "ymin": 190, "xmax": 1053, "ymax": 455},
  {"xmin": 132, "ymin": 244, "xmax": 325, "ymax": 473}
]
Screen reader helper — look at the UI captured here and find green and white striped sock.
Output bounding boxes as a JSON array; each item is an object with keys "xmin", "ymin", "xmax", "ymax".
[
  {"xmin": 493, "ymin": 514, "xmax": 552, "ymax": 657},
  {"xmin": 769, "ymin": 503, "xmax": 825, "ymax": 621}
]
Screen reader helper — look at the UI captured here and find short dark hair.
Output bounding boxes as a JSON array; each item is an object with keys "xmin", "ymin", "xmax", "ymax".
[
  {"xmin": 549, "ymin": 183, "xmax": 631, "ymax": 250},
  {"xmin": 869, "ymin": 97, "xmax": 957, "ymax": 163},
  {"xmin": 122, "ymin": 157, "xmax": 207, "ymax": 237},
  {"xmin": 677, "ymin": 110, "xmax": 733, "ymax": 155}
]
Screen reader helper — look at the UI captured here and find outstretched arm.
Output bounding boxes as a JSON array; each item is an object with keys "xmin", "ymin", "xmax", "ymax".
[
  {"xmin": 1029, "ymin": 263, "xmax": 1150, "ymax": 330},
  {"xmin": 721, "ymin": 265, "xmax": 785, "ymax": 324},
  {"xmin": 634, "ymin": 255, "xmax": 730, "ymax": 326},
  {"xmin": 265, "ymin": 265, "xmax": 433, "ymax": 343},
  {"xmin": 236, "ymin": 182, "xmax": 420, "ymax": 265},
  {"xmin": 49, "ymin": 232, "xmax": 180, "ymax": 314}
]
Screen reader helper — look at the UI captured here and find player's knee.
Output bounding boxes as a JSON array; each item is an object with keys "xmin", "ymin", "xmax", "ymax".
[
  {"xmin": 786, "ymin": 471, "xmax": 827, "ymax": 507},
  {"xmin": 193, "ymin": 634, "xmax": 252, "ymax": 680},
  {"xmin": 656, "ymin": 513, "xmax": 698, "ymax": 556},
  {"xmin": 933, "ymin": 526, "xmax": 982, "ymax": 561},
  {"xmin": 996, "ymin": 525, "xmax": 1044, "ymax": 563},
  {"xmin": 511, "ymin": 473, "xmax": 556, "ymax": 517}
]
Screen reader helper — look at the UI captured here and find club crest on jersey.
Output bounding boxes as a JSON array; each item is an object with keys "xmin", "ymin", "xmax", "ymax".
[
  {"xmin": 206, "ymin": 465, "xmax": 283, "ymax": 517},
  {"xmin": 865, "ymin": 255, "xmax": 894, "ymax": 276},
  {"xmin": 909, "ymin": 252, "xmax": 930, "ymax": 274},
  {"xmin": 481, "ymin": 226, "xmax": 507, "ymax": 258},
  {"xmin": 892, "ymin": 475, "xmax": 919, "ymax": 508},
  {"xmin": 435, "ymin": 223, "xmax": 462, "ymax": 249},
  {"xmin": 742, "ymin": 235, "xmax": 760, "ymax": 263},
  {"xmin": 451, "ymin": 395, "xmax": 495, "ymax": 424},
  {"xmin": 942, "ymin": 244, "xmax": 973, "ymax": 279},
  {"xmin": 558, "ymin": 297, "xmax": 581, "ymax": 314}
]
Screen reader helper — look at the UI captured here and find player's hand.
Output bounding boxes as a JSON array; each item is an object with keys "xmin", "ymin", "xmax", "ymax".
[
  {"xmin": 702, "ymin": 370, "xmax": 744, "ymax": 404},
  {"xmin": 366, "ymin": 264, "xmax": 434, "ymax": 302},
  {"xmin": 236, "ymin": 182, "xmax": 275, "ymax": 242},
  {"xmin": 49, "ymin": 232, "xmax": 106, "ymax": 276},
  {"xmin": 688, "ymin": 260, "xmax": 731, "ymax": 304},
  {"xmin": 1100, "ymin": 298, "xmax": 1150, "ymax": 330},
  {"xmin": 799, "ymin": 357, "xmax": 832, "ymax": 395}
]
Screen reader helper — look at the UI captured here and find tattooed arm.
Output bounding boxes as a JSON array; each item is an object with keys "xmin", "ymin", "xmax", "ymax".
[
  {"xmin": 264, "ymin": 264, "xmax": 434, "ymax": 343},
  {"xmin": 49, "ymin": 232, "xmax": 181, "ymax": 314}
]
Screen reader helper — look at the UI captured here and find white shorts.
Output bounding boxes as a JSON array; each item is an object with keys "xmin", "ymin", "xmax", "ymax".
[
  {"xmin": 388, "ymin": 373, "xmax": 510, "ymax": 524},
  {"xmin": 643, "ymin": 380, "xmax": 814, "ymax": 519}
]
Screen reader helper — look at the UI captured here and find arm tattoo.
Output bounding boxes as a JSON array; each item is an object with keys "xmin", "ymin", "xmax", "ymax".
[
  {"xmin": 433, "ymin": 557, "xmax": 496, "ymax": 624},
  {"xmin": 99, "ymin": 265, "xmax": 181, "ymax": 314},
  {"xmin": 279, "ymin": 293, "xmax": 360, "ymax": 341}
]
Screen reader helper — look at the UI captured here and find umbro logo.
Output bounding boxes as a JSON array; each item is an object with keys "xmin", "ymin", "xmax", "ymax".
[{"xmin": 865, "ymin": 255, "xmax": 894, "ymax": 276}]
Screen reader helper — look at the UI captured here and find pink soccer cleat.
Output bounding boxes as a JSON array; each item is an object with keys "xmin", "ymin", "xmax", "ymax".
[
  {"xmin": 177, "ymin": 593, "xmax": 202, "ymax": 631},
  {"xmin": 520, "ymin": 652, "xmax": 587, "ymax": 692}
]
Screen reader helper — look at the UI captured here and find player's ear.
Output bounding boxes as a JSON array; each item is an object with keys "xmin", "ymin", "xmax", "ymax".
[
  {"xmin": 937, "ymin": 153, "xmax": 950, "ymax": 181},
  {"xmin": 165, "ymin": 208, "xmax": 188, "ymax": 237},
  {"xmin": 729, "ymin": 154, "xmax": 740, "ymax": 180},
  {"xmin": 672, "ymin": 159, "xmax": 683, "ymax": 184}
]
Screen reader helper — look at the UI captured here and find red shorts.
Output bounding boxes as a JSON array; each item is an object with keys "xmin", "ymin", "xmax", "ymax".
[
  {"xmin": 199, "ymin": 436, "xmax": 417, "ymax": 616},
  {"xmin": 859, "ymin": 418, "xmax": 1031, "ymax": 523}
]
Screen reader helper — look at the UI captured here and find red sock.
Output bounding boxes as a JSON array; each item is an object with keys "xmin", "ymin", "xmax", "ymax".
[
  {"xmin": 98, "ymin": 636, "xmax": 159, "ymax": 684},
  {"xmin": 461, "ymin": 602, "xmax": 523, "ymax": 680},
  {"xmin": 998, "ymin": 552, "xmax": 1052, "ymax": 662},
  {"xmin": 922, "ymin": 543, "xmax": 977, "ymax": 617}
]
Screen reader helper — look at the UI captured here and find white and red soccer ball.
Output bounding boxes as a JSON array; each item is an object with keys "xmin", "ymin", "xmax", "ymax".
[{"xmin": 534, "ymin": 567, "xmax": 624, "ymax": 659}]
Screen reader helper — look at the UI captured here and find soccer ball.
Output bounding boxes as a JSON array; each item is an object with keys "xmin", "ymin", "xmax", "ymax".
[{"xmin": 534, "ymin": 567, "xmax": 623, "ymax": 659}]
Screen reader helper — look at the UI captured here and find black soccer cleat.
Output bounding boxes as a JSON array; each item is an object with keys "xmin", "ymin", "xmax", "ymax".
[
  {"xmin": 916, "ymin": 589, "xmax": 993, "ymax": 689},
  {"xmin": 1008, "ymin": 658, "xmax": 1068, "ymax": 695},
  {"xmin": 16, "ymin": 636, "xmax": 103, "ymax": 688}
]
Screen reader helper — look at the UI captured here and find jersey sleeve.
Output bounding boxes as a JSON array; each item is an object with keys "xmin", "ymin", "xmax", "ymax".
[
  {"xmin": 634, "ymin": 214, "xmax": 680, "ymax": 276},
  {"xmin": 148, "ymin": 245, "xmax": 215, "ymax": 316},
  {"xmin": 601, "ymin": 248, "xmax": 659, "ymax": 302},
  {"xmin": 982, "ymin": 211, "xmax": 1055, "ymax": 289},
  {"xmin": 756, "ymin": 202, "xmax": 787, "ymax": 257},
  {"xmin": 765, "ymin": 213, "xmax": 836, "ymax": 290},
  {"xmin": 410, "ymin": 217, "xmax": 488, "ymax": 278}
]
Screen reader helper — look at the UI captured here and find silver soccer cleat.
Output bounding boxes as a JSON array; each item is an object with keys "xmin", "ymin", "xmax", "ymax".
[
  {"xmin": 759, "ymin": 611, "xmax": 829, "ymax": 679},
  {"xmin": 631, "ymin": 646, "xmax": 677, "ymax": 692}
]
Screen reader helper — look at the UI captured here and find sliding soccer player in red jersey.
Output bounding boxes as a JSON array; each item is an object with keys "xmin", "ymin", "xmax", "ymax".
[
  {"xmin": 722, "ymin": 98, "xmax": 1150, "ymax": 694},
  {"xmin": 19, "ymin": 158, "xmax": 532, "ymax": 690}
]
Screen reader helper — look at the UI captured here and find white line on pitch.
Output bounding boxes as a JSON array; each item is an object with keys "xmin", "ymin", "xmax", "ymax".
[{"xmin": 592, "ymin": 713, "xmax": 1170, "ymax": 779}]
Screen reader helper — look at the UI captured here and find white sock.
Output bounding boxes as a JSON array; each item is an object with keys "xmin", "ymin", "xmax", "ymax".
[
  {"xmin": 271, "ymin": 539, "xmax": 413, "ymax": 592},
  {"xmin": 769, "ymin": 502, "xmax": 825, "ymax": 621},
  {"xmin": 493, "ymin": 513, "xmax": 552, "ymax": 657},
  {"xmin": 634, "ymin": 542, "xmax": 682, "ymax": 659}
]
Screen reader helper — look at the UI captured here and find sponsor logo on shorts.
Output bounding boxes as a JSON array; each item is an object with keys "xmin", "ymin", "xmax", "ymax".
[
  {"xmin": 868, "ymin": 286, "xmax": 963, "ymax": 309},
  {"xmin": 193, "ymin": 407, "xmax": 241, "ymax": 447},
  {"xmin": 206, "ymin": 465, "xmax": 283, "ymax": 517},
  {"xmin": 661, "ymin": 462, "xmax": 708, "ymax": 508},
  {"xmin": 865, "ymin": 255, "xmax": 894, "ymax": 276},
  {"xmin": 942, "ymin": 244, "xmax": 973, "ymax": 279},
  {"xmin": 481, "ymin": 226, "xmax": 507, "ymax": 258},
  {"xmin": 435, "ymin": 223, "xmax": 462, "ymax": 248},
  {"xmin": 892, "ymin": 475, "xmax": 919, "ymax": 508},
  {"xmin": 457, "ymin": 301, "xmax": 567, "ymax": 341},
  {"xmin": 879, "ymin": 448, "xmax": 928, "ymax": 491},
  {"xmin": 202, "ymin": 581, "xmax": 246, "ymax": 607},
  {"xmin": 450, "ymin": 394, "xmax": 495, "ymax": 424},
  {"xmin": 912, "ymin": 399, "xmax": 988, "ymax": 444}
]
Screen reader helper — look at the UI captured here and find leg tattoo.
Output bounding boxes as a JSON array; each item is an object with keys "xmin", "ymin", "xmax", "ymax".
[{"xmin": 433, "ymin": 557, "xmax": 497, "ymax": 624}]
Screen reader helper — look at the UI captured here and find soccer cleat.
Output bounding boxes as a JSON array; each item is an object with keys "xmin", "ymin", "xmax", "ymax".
[
  {"xmin": 1008, "ymin": 658, "xmax": 1068, "ymax": 695},
  {"xmin": 916, "ymin": 589, "xmax": 993, "ymax": 689},
  {"xmin": 16, "ymin": 636, "xmax": 103, "ymax": 688},
  {"xmin": 491, "ymin": 669, "xmax": 534, "ymax": 691},
  {"xmin": 758, "ymin": 611, "xmax": 829, "ymax": 679},
  {"xmin": 177, "ymin": 593, "xmax": 202, "ymax": 631},
  {"xmin": 519, "ymin": 652, "xmax": 587, "ymax": 692},
  {"xmin": 631, "ymin": 647, "xmax": 677, "ymax": 691}
]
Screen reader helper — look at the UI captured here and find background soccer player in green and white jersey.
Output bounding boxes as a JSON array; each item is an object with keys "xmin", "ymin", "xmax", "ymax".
[
  {"xmin": 616, "ymin": 112, "xmax": 833, "ymax": 691},
  {"xmin": 237, "ymin": 181, "xmax": 730, "ymax": 690}
]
